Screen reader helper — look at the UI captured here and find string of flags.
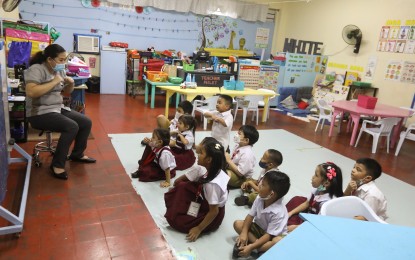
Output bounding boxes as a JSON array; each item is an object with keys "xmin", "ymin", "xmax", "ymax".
[
  {"xmin": 23, "ymin": 0, "xmax": 198, "ymax": 23},
  {"xmin": 20, "ymin": 11, "xmax": 199, "ymax": 33}
]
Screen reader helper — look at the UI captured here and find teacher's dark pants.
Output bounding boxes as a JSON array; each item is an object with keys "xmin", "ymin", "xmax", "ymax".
[{"xmin": 28, "ymin": 109, "xmax": 92, "ymax": 168}]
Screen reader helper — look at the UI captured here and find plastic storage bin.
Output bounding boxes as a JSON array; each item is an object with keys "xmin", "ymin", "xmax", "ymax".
[
  {"xmin": 183, "ymin": 64, "xmax": 195, "ymax": 71},
  {"xmin": 146, "ymin": 71, "xmax": 168, "ymax": 82},
  {"xmin": 168, "ymin": 76, "xmax": 183, "ymax": 84},
  {"xmin": 357, "ymin": 95, "xmax": 377, "ymax": 109},
  {"xmin": 235, "ymin": 80, "xmax": 245, "ymax": 91},
  {"xmin": 223, "ymin": 80, "xmax": 236, "ymax": 90}
]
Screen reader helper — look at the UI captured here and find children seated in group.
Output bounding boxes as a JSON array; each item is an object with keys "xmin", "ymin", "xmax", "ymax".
[
  {"xmin": 165, "ymin": 137, "xmax": 230, "ymax": 242},
  {"xmin": 344, "ymin": 158, "xmax": 387, "ymax": 220},
  {"xmin": 233, "ymin": 171, "xmax": 291, "ymax": 258},
  {"xmin": 286, "ymin": 162, "xmax": 343, "ymax": 231},
  {"xmin": 156, "ymin": 100, "xmax": 193, "ymax": 132},
  {"xmin": 169, "ymin": 114, "xmax": 197, "ymax": 170},
  {"xmin": 131, "ymin": 128, "xmax": 176, "ymax": 188},
  {"xmin": 226, "ymin": 125, "xmax": 259, "ymax": 189},
  {"xmin": 235, "ymin": 149, "xmax": 283, "ymax": 206},
  {"xmin": 203, "ymin": 94, "xmax": 234, "ymax": 152}
]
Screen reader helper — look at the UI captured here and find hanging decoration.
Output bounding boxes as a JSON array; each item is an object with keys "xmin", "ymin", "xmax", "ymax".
[
  {"xmin": 143, "ymin": 7, "xmax": 152, "ymax": 15},
  {"xmin": 91, "ymin": 0, "xmax": 100, "ymax": 8},
  {"xmin": 135, "ymin": 6, "xmax": 143, "ymax": 14},
  {"xmin": 81, "ymin": 0, "xmax": 91, "ymax": 8}
]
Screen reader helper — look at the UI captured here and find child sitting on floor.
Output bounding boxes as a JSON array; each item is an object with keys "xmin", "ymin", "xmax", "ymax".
[
  {"xmin": 286, "ymin": 162, "xmax": 343, "ymax": 231},
  {"xmin": 157, "ymin": 100, "xmax": 193, "ymax": 132},
  {"xmin": 233, "ymin": 171, "xmax": 291, "ymax": 258},
  {"xmin": 234, "ymin": 149, "xmax": 283, "ymax": 206},
  {"xmin": 344, "ymin": 158, "xmax": 387, "ymax": 221},
  {"xmin": 165, "ymin": 137, "xmax": 230, "ymax": 241},
  {"xmin": 203, "ymin": 94, "xmax": 234, "ymax": 152},
  {"xmin": 170, "ymin": 114, "xmax": 197, "ymax": 170},
  {"xmin": 226, "ymin": 125, "xmax": 259, "ymax": 189},
  {"xmin": 131, "ymin": 128, "xmax": 176, "ymax": 188}
]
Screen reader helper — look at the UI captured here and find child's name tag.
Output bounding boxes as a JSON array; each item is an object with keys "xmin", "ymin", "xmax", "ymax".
[{"xmin": 187, "ymin": 201, "xmax": 201, "ymax": 217}]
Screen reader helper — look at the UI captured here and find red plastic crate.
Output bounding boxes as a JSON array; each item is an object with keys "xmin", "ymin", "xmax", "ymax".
[
  {"xmin": 357, "ymin": 95, "xmax": 378, "ymax": 109},
  {"xmin": 138, "ymin": 59, "xmax": 165, "ymax": 80}
]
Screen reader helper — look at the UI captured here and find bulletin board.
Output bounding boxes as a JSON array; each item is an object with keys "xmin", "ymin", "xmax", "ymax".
[{"xmin": 5, "ymin": 28, "xmax": 50, "ymax": 57}]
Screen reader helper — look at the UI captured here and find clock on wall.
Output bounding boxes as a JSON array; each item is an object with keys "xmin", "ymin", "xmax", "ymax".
[{"xmin": 2, "ymin": 0, "xmax": 22, "ymax": 12}]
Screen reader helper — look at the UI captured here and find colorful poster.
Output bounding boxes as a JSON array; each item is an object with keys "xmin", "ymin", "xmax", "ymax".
[
  {"xmin": 408, "ymin": 26, "xmax": 415, "ymax": 40},
  {"xmin": 386, "ymin": 40, "xmax": 396, "ymax": 52},
  {"xmin": 384, "ymin": 60, "xmax": 402, "ymax": 81},
  {"xmin": 399, "ymin": 26, "xmax": 410, "ymax": 39},
  {"xmin": 404, "ymin": 40, "xmax": 415, "ymax": 54},
  {"xmin": 344, "ymin": 71, "xmax": 359, "ymax": 86},
  {"xmin": 388, "ymin": 26, "xmax": 400, "ymax": 39},
  {"xmin": 400, "ymin": 61, "xmax": 415, "ymax": 84},
  {"xmin": 377, "ymin": 40, "xmax": 387, "ymax": 51},
  {"xmin": 258, "ymin": 65, "xmax": 279, "ymax": 91},
  {"xmin": 379, "ymin": 26, "xmax": 390, "ymax": 39},
  {"xmin": 255, "ymin": 28, "xmax": 270, "ymax": 48},
  {"xmin": 365, "ymin": 56, "xmax": 377, "ymax": 81},
  {"xmin": 395, "ymin": 40, "xmax": 406, "ymax": 53}
]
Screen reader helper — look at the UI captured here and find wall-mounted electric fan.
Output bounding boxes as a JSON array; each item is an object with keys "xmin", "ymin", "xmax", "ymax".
[
  {"xmin": 2, "ymin": 0, "xmax": 22, "ymax": 12},
  {"xmin": 342, "ymin": 24, "xmax": 362, "ymax": 54}
]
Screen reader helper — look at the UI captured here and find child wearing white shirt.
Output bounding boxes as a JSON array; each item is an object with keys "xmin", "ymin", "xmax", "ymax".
[
  {"xmin": 226, "ymin": 125, "xmax": 259, "ymax": 188},
  {"xmin": 203, "ymin": 94, "xmax": 234, "ymax": 151}
]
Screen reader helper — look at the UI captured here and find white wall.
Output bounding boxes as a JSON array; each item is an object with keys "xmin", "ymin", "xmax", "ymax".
[
  {"xmin": 0, "ymin": 8, "xmax": 19, "ymax": 20},
  {"xmin": 269, "ymin": 0, "xmax": 415, "ymax": 112}
]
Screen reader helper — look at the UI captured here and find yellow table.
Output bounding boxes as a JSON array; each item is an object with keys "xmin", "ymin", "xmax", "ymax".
[{"xmin": 157, "ymin": 86, "xmax": 277, "ymax": 122}]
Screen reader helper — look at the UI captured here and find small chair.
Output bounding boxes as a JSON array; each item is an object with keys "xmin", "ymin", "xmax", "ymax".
[
  {"xmin": 314, "ymin": 99, "xmax": 341, "ymax": 132},
  {"xmin": 257, "ymin": 88, "xmax": 277, "ymax": 120},
  {"xmin": 192, "ymin": 95, "xmax": 219, "ymax": 130},
  {"xmin": 395, "ymin": 123, "xmax": 415, "ymax": 156},
  {"xmin": 33, "ymin": 130, "xmax": 57, "ymax": 167},
  {"xmin": 240, "ymin": 95, "xmax": 263, "ymax": 125},
  {"xmin": 320, "ymin": 196, "xmax": 387, "ymax": 223},
  {"xmin": 354, "ymin": 117, "xmax": 401, "ymax": 153}
]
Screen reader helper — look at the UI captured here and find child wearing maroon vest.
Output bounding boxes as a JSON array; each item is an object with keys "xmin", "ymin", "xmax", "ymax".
[
  {"xmin": 165, "ymin": 137, "xmax": 230, "ymax": 241},
  {"xmin": 131, "ymin": 128, "xmax": 176, "ymax": 188},
  {"xmin": 286, "ymin": 162, "xmax": 343, "ymax": 232},
  {"xmin": 170, "ymin": 114, "xmax": 197, "ymax": 171}
]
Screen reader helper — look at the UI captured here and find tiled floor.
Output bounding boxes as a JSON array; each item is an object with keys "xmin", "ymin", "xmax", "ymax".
[{"xmin": 1, "ymin": 93, "xmax": 414, "ymax": 259}]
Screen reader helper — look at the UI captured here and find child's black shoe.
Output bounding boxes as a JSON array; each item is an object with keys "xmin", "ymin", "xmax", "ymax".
[
  {"xmin": 234, "ymin": 196, "xmax": 249, "ymax": 206},
  {"xmin": 232, "ymin": 243, "xmax": 240, "ymax": 259},
  {"xmin": 131, "ymin": 170, "xmax": 140, "ymax": 178}
]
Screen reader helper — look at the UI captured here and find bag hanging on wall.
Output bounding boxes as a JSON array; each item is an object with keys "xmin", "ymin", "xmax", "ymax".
[
  {"xmin": 162, "ymin": 64, "xmax": 177, "ymax": 77},
  {"xmin": 7, "ymin": 41, "xmax": 32, "ymax": 68}
]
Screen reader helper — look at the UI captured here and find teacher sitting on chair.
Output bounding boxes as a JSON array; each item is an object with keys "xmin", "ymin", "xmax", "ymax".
[{"xmin": 24, "ymin": 44, "xmax": 96, "ymax": 180}]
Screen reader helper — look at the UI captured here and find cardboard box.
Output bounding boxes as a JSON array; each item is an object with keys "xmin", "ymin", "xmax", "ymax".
[{"xmin": 357, "ymin": 95, "xmax": 377, "ymax": 109}]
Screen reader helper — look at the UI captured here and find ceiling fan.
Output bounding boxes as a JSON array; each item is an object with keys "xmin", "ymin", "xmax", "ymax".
[
  {"xmin": 2, "ymin": 0, "xmax": 22, "ymax": 12},
  {"xmin": 342, "ymin": 24, "xmax": 363, "ymax": 54}
]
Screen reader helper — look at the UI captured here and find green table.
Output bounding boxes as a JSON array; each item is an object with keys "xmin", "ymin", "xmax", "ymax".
[{"xmin": 144, "ymin": 78, "xmax": 181, "ymax": 108}]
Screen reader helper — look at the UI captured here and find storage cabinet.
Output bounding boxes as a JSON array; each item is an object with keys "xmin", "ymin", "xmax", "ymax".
[{"xmin": 8, "ymin": 97, "xmax": 27, "ymax": 143}]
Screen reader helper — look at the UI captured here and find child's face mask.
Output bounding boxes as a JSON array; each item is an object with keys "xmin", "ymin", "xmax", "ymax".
[
  {"xmin": 233, "ymin": 133, "xmax": 240, "ymax": 144},
  {"xmin": 316, "ymin": 184, "xmax": 326, "ymax": 193},
  {"xmin": 258, "ymin": 191, "xmax": 274, "ymax": 201}
]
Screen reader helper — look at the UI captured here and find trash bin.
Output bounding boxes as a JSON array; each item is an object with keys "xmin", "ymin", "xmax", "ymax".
[{"xmin": 86, "ymin": 76, "xmax": 100, "ymax": 93}]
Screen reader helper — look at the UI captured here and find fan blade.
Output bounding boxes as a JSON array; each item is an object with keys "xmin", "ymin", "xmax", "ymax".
[{"xmin": 2, "ymin": 0, "xmax": 22, "ymax": 12}]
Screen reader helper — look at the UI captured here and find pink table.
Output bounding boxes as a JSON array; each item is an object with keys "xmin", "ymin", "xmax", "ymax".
[{"xmin": 329, "ymin": 100, "xmax": 413, "ymax": 147}]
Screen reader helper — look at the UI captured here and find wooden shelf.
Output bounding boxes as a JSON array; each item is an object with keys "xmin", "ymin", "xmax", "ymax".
[{"xmin": 204, "ymin": 48, "xmax": 254, "ymax": 57}]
